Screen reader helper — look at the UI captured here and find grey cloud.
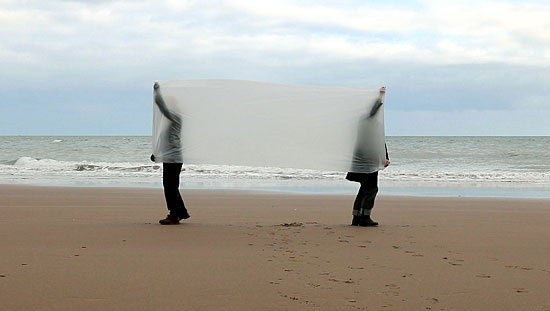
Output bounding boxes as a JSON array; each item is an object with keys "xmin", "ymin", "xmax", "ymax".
[{"xmin": 1, "ymin": 0, "xmax": 549, "ymax": 135}]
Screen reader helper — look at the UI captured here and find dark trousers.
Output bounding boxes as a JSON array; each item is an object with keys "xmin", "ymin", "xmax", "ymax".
[
  {"xmin": 163, "ymin": 163, "xmax": 187, "ymax": 216},
  {"xmin": 350, "ymin": 172, "xmax": 378, "ymax": 216}
]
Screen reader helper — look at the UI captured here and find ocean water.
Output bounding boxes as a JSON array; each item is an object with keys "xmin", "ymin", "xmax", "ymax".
[{"xmin": 1, "ymin": 136, "xmax": 549, "ymax": 198}]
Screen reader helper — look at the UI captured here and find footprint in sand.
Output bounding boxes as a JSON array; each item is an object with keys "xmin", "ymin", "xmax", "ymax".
[
  {"xmin": 347, "ymin": 299, "xmax": 358, "ymax": 307},
  {"xmin": 358, "ymin": 241, "xmax": 372, "ymax": 248},
  {"xmin": 278, "ymin": 222, "xmax": 303, "ymax": 227},
  {"xmin": 382, "ymin": 284, "xmax": 401, "ymax": 297},
  {"xmin": 505, "ymin": 265, "xmax": 534, "ymax": 271},
  {"xmin": 328, "ymin": 278, "xmax": 354, "ymax": 284},
  {"xmin": 443, "ymin": 257, "xmax": 464, "ymax": 266},
  {"xmin": 404, "ymin": 250, "xmax": 424, "ymax": 257},
  {"xmin": 279, "ymin": 294, "xmax": 316, "ymax": 307},
  {"xmin": 515, "ymin": 288, "xmax": 528, "ymax": 293}
]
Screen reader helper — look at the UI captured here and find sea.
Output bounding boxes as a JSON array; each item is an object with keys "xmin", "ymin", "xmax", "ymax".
[{"xmin": 1, "ymin": 136, "xmax": 549, "ymax": 198}]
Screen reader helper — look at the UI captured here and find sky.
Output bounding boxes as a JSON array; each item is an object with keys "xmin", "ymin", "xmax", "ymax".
[{"xmin": 1, "ymin": 0, "xmax": 549, "ymax": 136}]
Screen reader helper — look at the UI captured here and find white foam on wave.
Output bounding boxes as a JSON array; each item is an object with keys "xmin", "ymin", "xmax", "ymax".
[
  {"xmin": 2, "ymin": 157, "xmax": 549, "ymax": 189},
  {"xmin": 184, "ymin": 164, "xmax": 343, "ymax": 180},
  {"xmin": 382, "ymin": 169, "xmax": 549, "ymax": 185},
  {"xmin": 11, "ymin": 157, "xmax": 161, "ymax": 173},
  {"xmin": 14, "ymin": 157, "xmax": 68, "ymax": 169}
]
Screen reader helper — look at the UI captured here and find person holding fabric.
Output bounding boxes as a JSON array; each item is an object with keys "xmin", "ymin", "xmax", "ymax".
[
  {"xmin": 151, "ymin": 82, "xmax": 190, "ymax": 225},
  {"xmin": 346, "ymin": 86, "xmax": 390, "ymax": 227}
]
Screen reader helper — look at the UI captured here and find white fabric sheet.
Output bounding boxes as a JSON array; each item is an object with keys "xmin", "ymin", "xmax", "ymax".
[{"xmin": 152, "ymin": 80, "xmax": 386, "ymax": 173}]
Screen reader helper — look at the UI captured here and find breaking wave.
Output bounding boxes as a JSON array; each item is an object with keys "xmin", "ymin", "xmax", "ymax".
[{"xmin": 2, "ymin": 156, "xmax": 549, "ymax": 185}]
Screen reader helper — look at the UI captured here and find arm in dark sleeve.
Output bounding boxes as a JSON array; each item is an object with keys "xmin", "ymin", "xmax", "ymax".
[
  {"xmin": 154, "ymin": 88, "xmax": 180, "ymax": 124},
  {"xmin": 368, "ymin": 98, "xmax": 383, "ymax": 118},
  {"xmin": 385, "ymin": 144, "xmax": 389, "ymax": 161}
]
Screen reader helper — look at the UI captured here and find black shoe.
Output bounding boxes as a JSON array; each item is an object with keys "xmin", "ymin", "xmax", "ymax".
[
  {"xmin": 351, "ymin": 216, "xmax": 361, "ymax": 226},
  {"xmin": 179, "ymin": 210, "xmax": 191, "ymax": 220},
  {"xmin": 359, "ymin": 216, "xmax": 379, "ymax": 227},
  {"xmin": 159, "ymin": 215, "xmax": 180, "ymax": 225}
]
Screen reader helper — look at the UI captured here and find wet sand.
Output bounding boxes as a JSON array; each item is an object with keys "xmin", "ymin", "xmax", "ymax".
[{"xmin": 1, "ymin": 185, "xmax": 550, "ymax": 310}]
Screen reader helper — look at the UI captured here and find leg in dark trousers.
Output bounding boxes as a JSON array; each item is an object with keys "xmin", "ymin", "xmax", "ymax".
[
  {"xmin": 162, "ymin": 163, "xmax": 188, "ymax": 218},
  {"xmin": 352, "ymin": 171, "xmax": 379, "ymax": 216},
  {"xmin": 351, "ymin": 172, "xmax": 379, "ymax": 226}
]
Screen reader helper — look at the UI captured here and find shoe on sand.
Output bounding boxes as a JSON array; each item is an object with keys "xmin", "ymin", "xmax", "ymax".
[
  {"xmin": 159, "ymin": 215, "xmax": 180, "ymax": 225},
  {"xmin": 359, "ymin": 216, "xmax": 379, "ymax": 227},
  {"xmin": 179, "ymin": 210, "xmax": 191, "ymax": 220}
]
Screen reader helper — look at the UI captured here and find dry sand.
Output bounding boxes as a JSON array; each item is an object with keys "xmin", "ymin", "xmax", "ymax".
[{"xmin": 1, "ymin": 185, "xmax": 549, "ymax": 310}]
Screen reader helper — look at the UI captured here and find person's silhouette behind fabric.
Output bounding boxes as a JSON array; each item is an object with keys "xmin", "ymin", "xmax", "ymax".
[
  {"xmin": 346, "ymin": 87, "xmax": 390, "ymax": 227},
  {"xmin": 151, "ymin": 82, "xmax": 190, "ymax": 225}
]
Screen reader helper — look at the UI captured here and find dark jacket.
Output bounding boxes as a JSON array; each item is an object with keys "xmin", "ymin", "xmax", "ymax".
[{"xmin": 346, "ymin": 144, "xmax": 389, "ymax": 182}]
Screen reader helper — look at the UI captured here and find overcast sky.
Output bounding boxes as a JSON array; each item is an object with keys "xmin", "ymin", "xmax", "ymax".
[{"xmin": 1, "ymin": 0, "xmax": 549, "ymax": 135}]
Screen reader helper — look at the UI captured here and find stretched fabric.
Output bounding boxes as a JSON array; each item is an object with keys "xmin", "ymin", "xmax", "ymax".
[{"xmin": 152, "ymin": 80, "xmax": 387, "ymax": 173}]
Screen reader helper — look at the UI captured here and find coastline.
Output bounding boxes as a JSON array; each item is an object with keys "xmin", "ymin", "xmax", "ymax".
[
  {"xmin": 4, "ymin": 136, "xmax": 550, "ymax": 199},
  {"xmin": 1, "ymin": 180, "xmax": 550, "ymax": 199},
  {"xmin": 1, "ymin": 185, "xmax": 550, "ymax": 310}
]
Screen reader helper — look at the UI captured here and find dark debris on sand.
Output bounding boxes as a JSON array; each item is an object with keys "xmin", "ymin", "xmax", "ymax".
[{"xmin": 277, "ymin": 222, "xmax": 304, "ymax": 227}]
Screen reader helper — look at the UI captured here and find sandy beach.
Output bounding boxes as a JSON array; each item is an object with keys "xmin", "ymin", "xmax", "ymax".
[{"xmin": 1, "ymin": 185, "xmax": 549, "ymax": 310}]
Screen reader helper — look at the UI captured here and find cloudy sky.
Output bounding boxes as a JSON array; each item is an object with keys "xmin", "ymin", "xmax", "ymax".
[{"xmin": 1, "ymin": 0, "xmax": 549, "ymax": 135}]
